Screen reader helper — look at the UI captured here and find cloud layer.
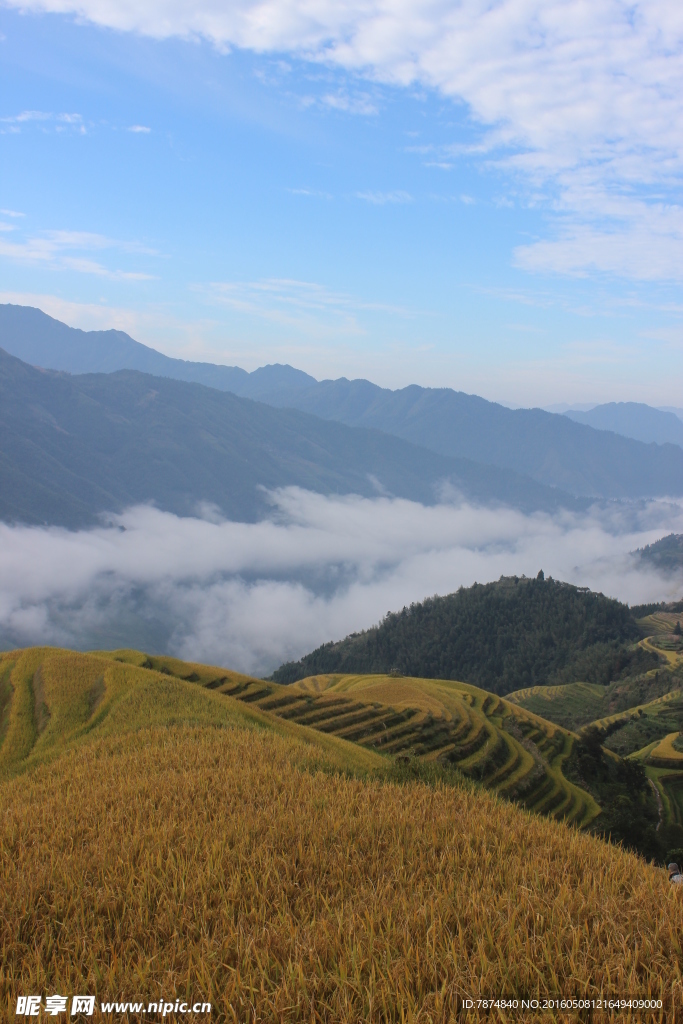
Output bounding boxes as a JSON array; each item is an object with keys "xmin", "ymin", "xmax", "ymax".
[
  {"xmin": 2, "ymin": 489, "xmax": 682, "ymax": 676},
  {"xmin": 7, "ymin": 0, "xmax": 683, "ymax": 279}
]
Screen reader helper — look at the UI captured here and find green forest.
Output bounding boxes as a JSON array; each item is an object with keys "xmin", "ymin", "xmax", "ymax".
[{"xmin": 273, "ymin": 574, "xmax": 656, "ymax": 694}]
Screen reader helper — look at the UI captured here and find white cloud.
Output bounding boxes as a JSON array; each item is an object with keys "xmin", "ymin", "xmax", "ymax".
[
  {"xmin": 4, "ymin": 0, "xmax": 683, "ymax": 279},
  {"xmin": 514, "ymin": 194, "xmax": 683, "ymax": 282},
  {"xmin": 127, "ymin": 124, "xmax": 151, "ymax": 132},
  {"xmin": 1, "ymin": 489, "xmax": 682, "ymax": 675},
  {"xmin": 11, "ymin": 110, "xmax": 52, "ymax": 122}
]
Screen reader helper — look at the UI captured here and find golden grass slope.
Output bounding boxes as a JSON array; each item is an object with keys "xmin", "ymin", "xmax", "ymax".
[
  {"xmin": 1, "ymin": 647, "xmax": 682, "ymax": 1019},
  {"xmin": 0, "ymin": 648, "xmax": 382, "ymax": 780},
  {"xmin": 2, "ymin": 724, "xmax": 682, "ymax": 1022},
  {"xmin": 0, "ymin": 649, "xmax": 598, "ymax": 827}
]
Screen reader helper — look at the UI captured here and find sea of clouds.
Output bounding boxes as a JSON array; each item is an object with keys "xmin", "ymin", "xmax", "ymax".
[{"xmin": 2, "ymin": 488, "xmax": 683, "ymax": 676}]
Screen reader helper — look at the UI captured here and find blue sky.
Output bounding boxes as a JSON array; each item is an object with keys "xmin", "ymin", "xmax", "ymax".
[{"xmin": 1, "ymin": 0, "xmax": 682, "ymax": 406}]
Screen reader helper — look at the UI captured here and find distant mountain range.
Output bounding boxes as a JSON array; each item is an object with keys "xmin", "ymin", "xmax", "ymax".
[
  {"xmin": 566, "ymin": 403, "xmax": 683, "ymax": 448},
  {"xmin": 3, "ymin": 303, "xmax": 683, "ymax": 513},
  {"xmin": 1, "ymin": 347, "xmax": 582, "ymax": 528}
]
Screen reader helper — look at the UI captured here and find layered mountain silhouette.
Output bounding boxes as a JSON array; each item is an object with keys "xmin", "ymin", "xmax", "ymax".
[
  {"xmin": 3, "ymin": 302, "xmax": 683, "ymax": 506},
  {"xmin": 565, "ymin": 402, "xmax": 683, "ymax": 448},
  {"xmin": 1, "ymin": 347, "xmax": 583, "ymax": 527}
]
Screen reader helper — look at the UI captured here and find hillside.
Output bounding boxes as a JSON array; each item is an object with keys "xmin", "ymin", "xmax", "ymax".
[
  {"xmin": 5, "ymin": 303, "xmax": 683, "ymax": 500},
  {"xmin": 0, "ymin": 348, "xmax": 577, "ymax": 528},
  {"xmin": 199, "ymin": 666, "xmax": 599, "ymax": 827},
  {"xmin": 1, "ymin": 646, "xmax": 682, "ymax": 1017},
  {"xmin": 3, "ymin": 645, "xmax": 665, "ymax": 858},
  {"xmin": 0, "ymin": 647, "xmax": 382, "ymax": 781},
  {"xmin": 507, "ymin": 609, "xmax": 683, "ymax": 737},
  {"xmin": 273, "ymin": 575, "xmax": 654, "ymax": 694},
  {"xmin": 508, "ymin": 613, "xmax": 683, "ymax": 862},
  {"xmin": 507, "ymin": 671, "xmax": 682, "ymax": 734}
]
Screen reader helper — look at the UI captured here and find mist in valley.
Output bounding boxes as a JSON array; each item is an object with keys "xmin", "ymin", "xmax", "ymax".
[{"xmin": 2, "ymin": 488, "xmax": 682, "ymax": 676}]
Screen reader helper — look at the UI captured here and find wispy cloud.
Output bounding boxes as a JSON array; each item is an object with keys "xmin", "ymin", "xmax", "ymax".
[
  {"xmin": 355, "ymin": 190, "xmax": 413, "ymax": 205},
  {"xmin": 286, "ymin": 187, "xmax": 333, "ymax": 199},
  {"xmin": 127, "ymin": 124, "xmax": 151, "ymax": 133},
  {"xmin": 514, "ymin": 196, "xmax": 683, "ymax": 283},
  {"xmin": 322, "ymin": 91, "xmax": 378, "ymax": 116},
  {"xmin": 0, "ymin": 110, "xmax": 85, "ymax": 134},
  {"xmin": 0, "ymin": 226, "xmax": 159, "ymax": 279},
  {"xmin": 1, "ymin": 490, "xmax": 682, "ymax": 674},
  {"xmin": 202, "ymin": 277, "xmax": 416, "ymax": 334}
]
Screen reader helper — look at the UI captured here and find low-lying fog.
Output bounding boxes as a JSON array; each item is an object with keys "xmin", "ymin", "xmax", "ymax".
[{"xmin": 2, "ymin": 488, "xmax": 682, "ymax": 676}]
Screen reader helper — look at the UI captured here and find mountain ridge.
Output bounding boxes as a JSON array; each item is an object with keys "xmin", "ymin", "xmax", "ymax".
[
  {"xmin": 0, "ymin": 347, "xmax": 582, "ymax": 528},
  {"xmin": 566, "ymin": 402, "xmax": 683, "ymax": 448},
  {"xmin": 4, "ymin": 303, "xmax": 683, "ymax": 500}
]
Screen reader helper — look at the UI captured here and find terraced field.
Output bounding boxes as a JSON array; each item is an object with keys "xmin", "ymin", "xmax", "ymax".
[
  {"xmin": 649, "ymin": 732, "xmax": 683, "ymax": 765},
  {"xmin": 507, "ymin": 616, "xmax": 683, "ymax": 741},
  {"xmin": 4, "ymin": 646, "xmax": 683, "ymax": 1018},
  {"xmin": 0, "ymin": 647, "xmax": 598, "ymax": 827},
  {"xmin": 202, "ymin": 669, "xmax": 597, "ymax": 826},
  {"xmin": 590, "ymin": 688, "xmax": 683, "ymax": 732},
  {"xmin": 507, "ymin": 681, "xmax": 607, "ymax": 730},
  {"xmin": 0, "ymin": 648, "xmax": 383, "ymax": 781},
  {"xmin": 638, "ymin": 612, "xmax": 683, "ymax": 667}
]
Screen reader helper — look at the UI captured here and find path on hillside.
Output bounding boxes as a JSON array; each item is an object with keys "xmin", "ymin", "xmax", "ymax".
[{"xmin": 648, "ymin": 778, "xmax": 664, "ymax": 831}]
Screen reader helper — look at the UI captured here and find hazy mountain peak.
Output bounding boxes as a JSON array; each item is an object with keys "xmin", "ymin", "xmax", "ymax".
[{"xmin": 566, "ymin": 402, "xmax": 683, "ymax": 448}]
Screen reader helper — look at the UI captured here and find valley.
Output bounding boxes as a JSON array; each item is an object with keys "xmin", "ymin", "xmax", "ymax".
[{"xmin": 4, "ymin": 0, "xmax": 683, "ymax": 1005}]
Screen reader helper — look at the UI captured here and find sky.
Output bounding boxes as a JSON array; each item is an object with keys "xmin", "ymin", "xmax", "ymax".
[
  {"xmin": 1, "ymin": 0, "xmax": 682, "ymax": 405},
  {"xmin": 2, "ymin": 493, "xmax": 682, "ymax": 674}
]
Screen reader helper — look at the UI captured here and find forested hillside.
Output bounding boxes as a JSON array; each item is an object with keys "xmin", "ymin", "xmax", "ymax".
[
  {"xmin": 273, "ymin": 575, "xmax": 655, "ymax": 693},
  {"xmin": 635, "ymin": 533, "xmax": 683, "ymax": 574}
]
